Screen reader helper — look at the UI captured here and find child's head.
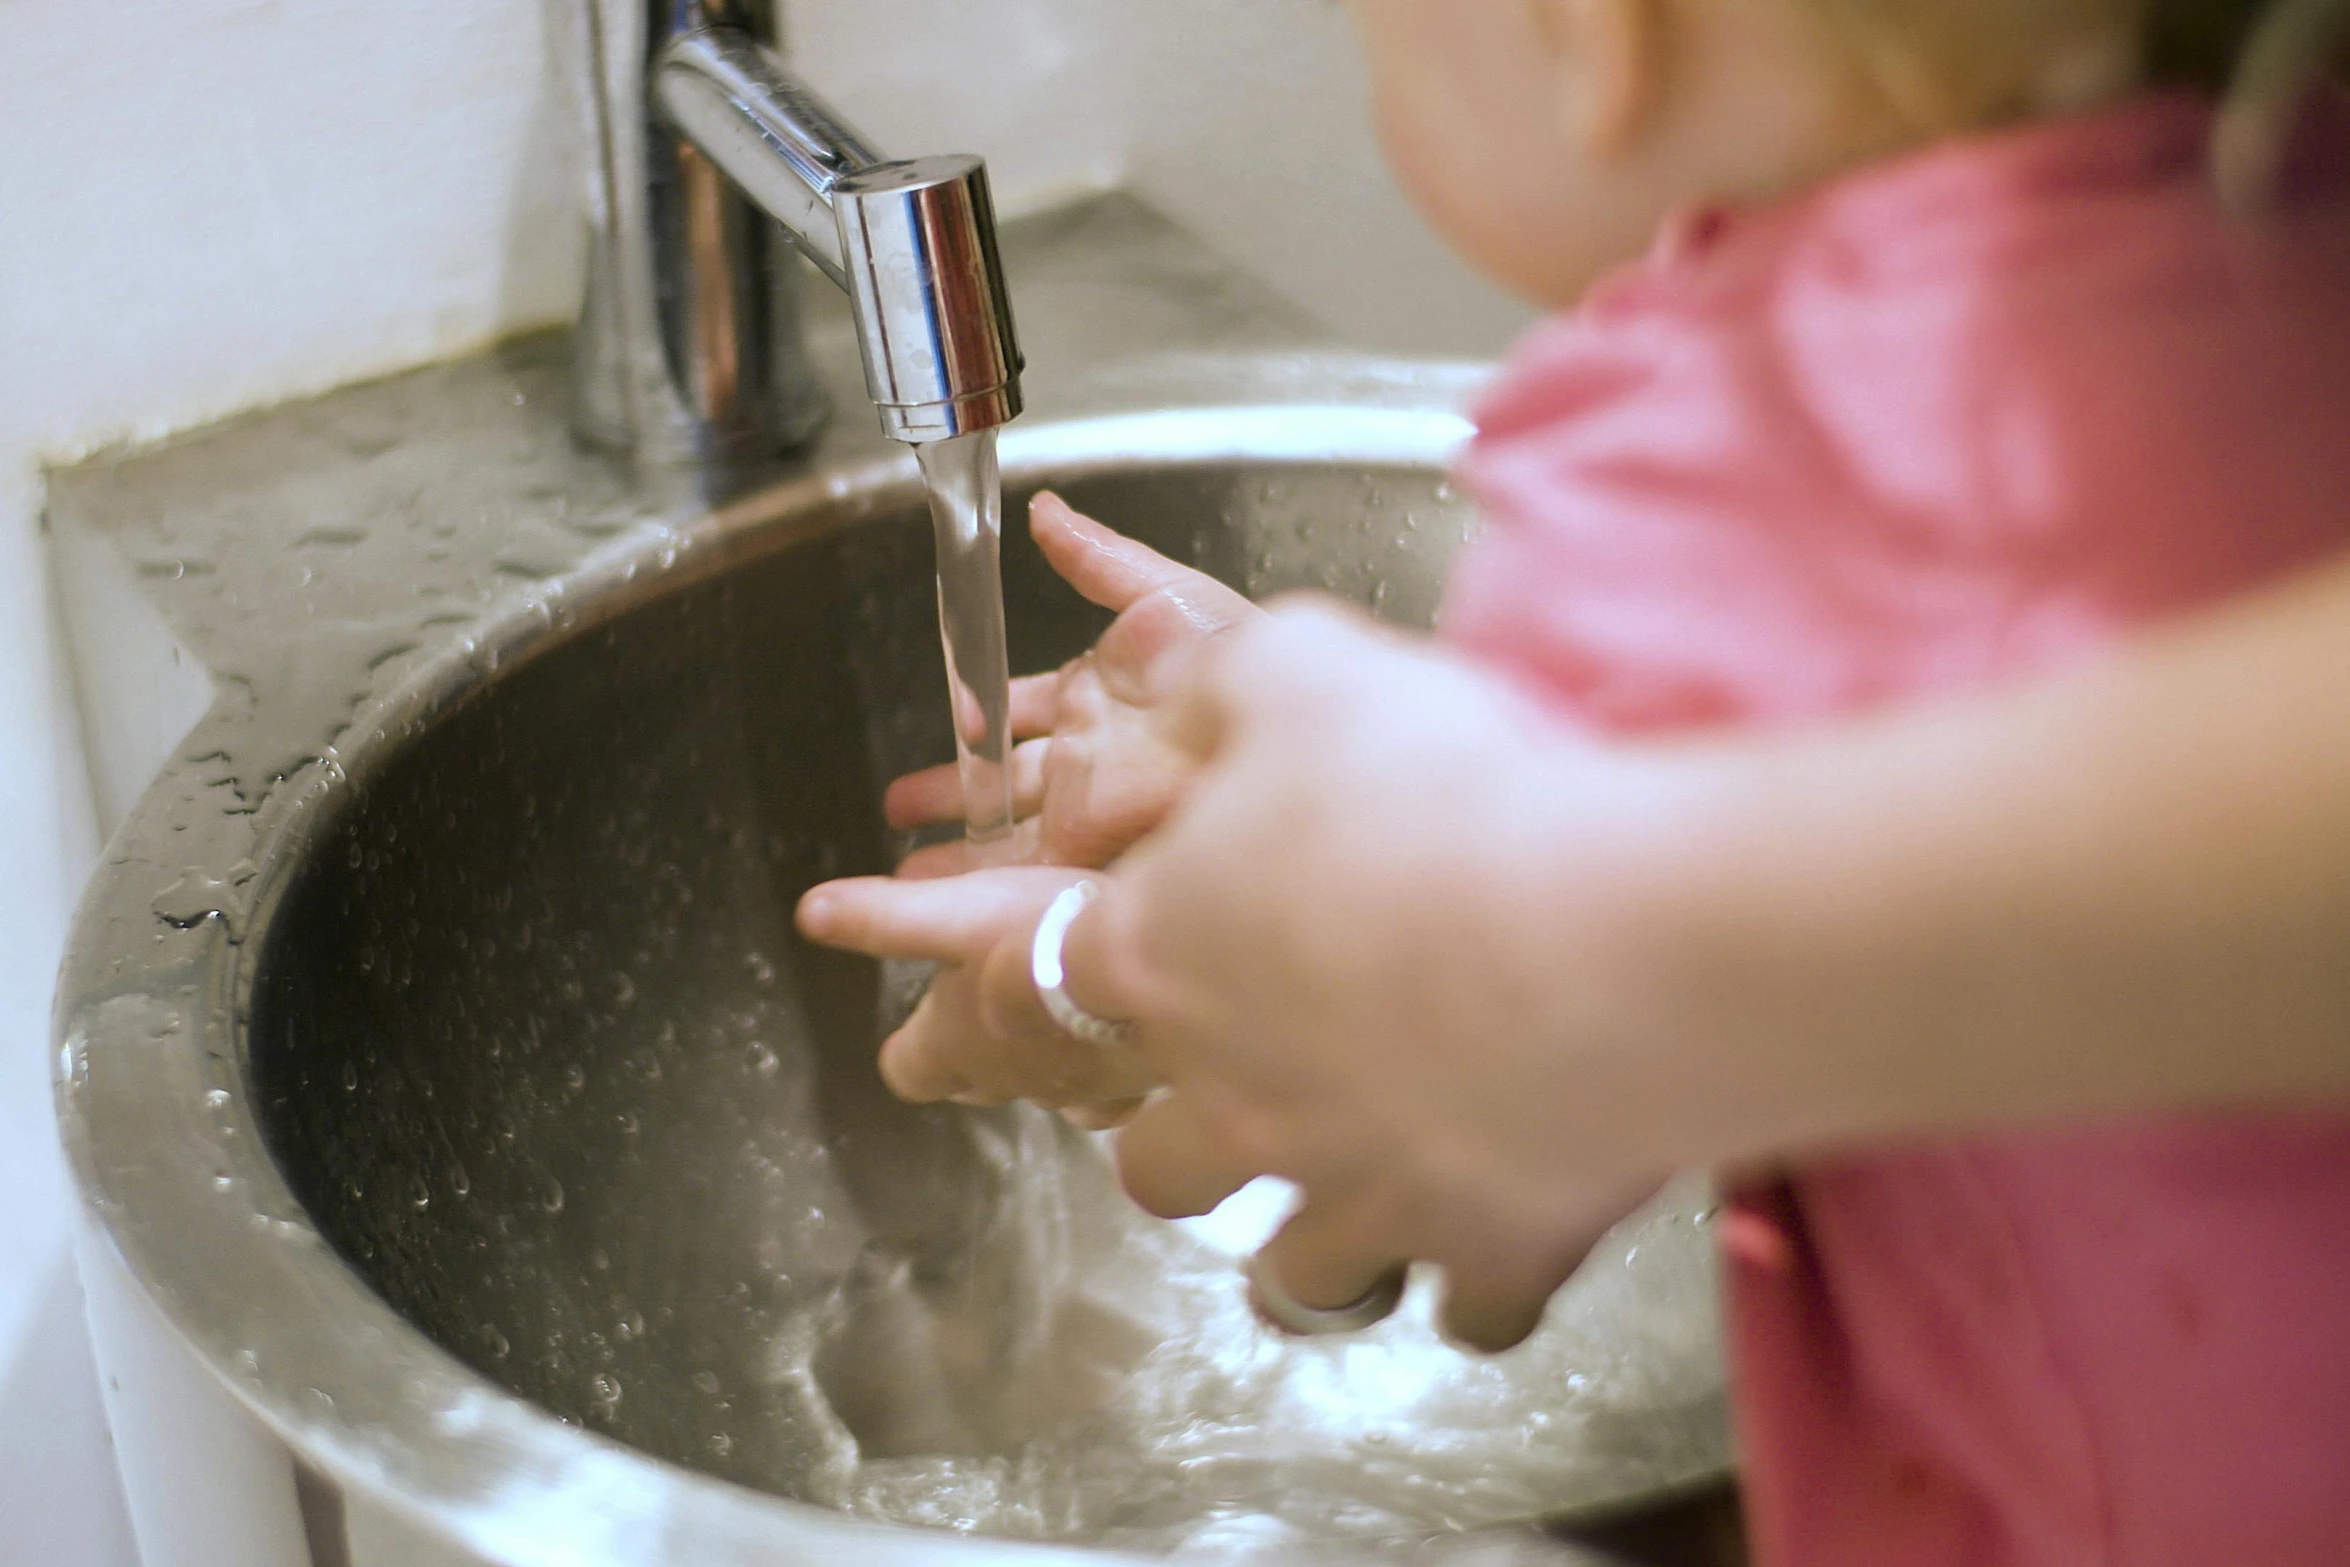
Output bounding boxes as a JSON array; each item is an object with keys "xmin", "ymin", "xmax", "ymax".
[{"xmin": 1350, "ymin": 0, "xmax": 2300, "ymax": 307}]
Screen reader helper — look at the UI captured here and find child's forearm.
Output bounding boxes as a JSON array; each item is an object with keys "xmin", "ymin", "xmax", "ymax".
[{"xmin": 1618, "ymin": 552, "xmax": 2350, "ymax": 1168}]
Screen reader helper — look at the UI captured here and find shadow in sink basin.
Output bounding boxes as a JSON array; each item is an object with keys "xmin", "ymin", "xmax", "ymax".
[{"xmin": 250, "ymin": 455, "xmax": 1730, "ymax": 1550}]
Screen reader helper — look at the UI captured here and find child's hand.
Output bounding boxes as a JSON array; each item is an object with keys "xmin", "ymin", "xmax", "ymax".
[
  {"xmin": 795, "ymin": 867, "xmax": 1159, "ymax": 1125},
  {"xmin": 798, "ymin": 498, "xmax": 1245, "ymax": 1120},
  {"xmin": 887, "ymin": 492, "xmax": 1257, "ymax": 877}
]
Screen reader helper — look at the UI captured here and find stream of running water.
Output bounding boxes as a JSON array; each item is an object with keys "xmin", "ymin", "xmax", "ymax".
[{"xmin": 915, "ymin": 430, "xmax": 1018, "ymax": 853}]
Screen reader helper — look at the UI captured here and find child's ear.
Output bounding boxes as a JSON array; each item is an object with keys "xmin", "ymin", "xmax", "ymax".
[{"xmin": 1530, "ymin": 0, "xmax": 1668, "ymax": 158}]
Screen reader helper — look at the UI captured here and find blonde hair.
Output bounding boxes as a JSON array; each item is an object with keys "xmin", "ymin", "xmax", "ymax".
[
  {"xmin": 2213, "ymin": 0, "xmax": 2350, "ymax": 210},
  {"xmin": 1809, "ymin": 0, "xmax": 2348, "ymax": 208}
]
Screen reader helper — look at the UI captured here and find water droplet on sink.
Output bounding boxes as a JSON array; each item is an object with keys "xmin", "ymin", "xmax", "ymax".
[
  {"xmin": 481, "ymin": 1325, "xmax": 510, "ymax": 1360},
  {"xmin": 151, "ymin": 872, "xmax": 244, "ymax": 935},
  {"xmin": 708, "ymin": 1431, "xmax": 734, "ymax": 1459},
  {"xmin": 587, "ymin": 1373, "xmax": 622, "ymax": 1420},
  {"xmin": 691, "ymin": 1370, "xmax": 722, "ymax": 1395},
  {"xmin": 745, "ymin": 1041, "xmax": 780, "ymax": 1078},
  {"xmin": 340, "ymin": 1062, "xmax": 359, "ymax": 1092},
  {"xmin": 449, "ymin": 1163, "xmax": 471, "ymax": 1198},
  {"xmin": 541, "ymin": 1177, "xmax": 566, "ymax": 1215},
  {"xmin": 203, "ymin": 1088, "xmax": 231, "ymax": 1110},
  {"xmin": 744, "ymin": 951, "xmax": 775, "ymax": 987},
  {"xmin": 408, "ymin": 1177, "xmax": 431, "ymax": 1211}
]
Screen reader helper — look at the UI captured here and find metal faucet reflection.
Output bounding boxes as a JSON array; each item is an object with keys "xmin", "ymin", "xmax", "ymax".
[{"xmin": 569, "ymin": 2, "xmax": 1024, "ymax": 475}]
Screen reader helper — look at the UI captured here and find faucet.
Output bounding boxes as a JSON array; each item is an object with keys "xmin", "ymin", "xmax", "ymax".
[{"xmin": 568, "ymin": 2, "xmax": 1025, "ymax": 474}]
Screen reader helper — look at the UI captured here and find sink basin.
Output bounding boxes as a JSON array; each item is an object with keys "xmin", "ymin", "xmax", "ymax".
[{"xmin": 57, "ymin": 333, "xmax": 1730, "ymax": 1566}]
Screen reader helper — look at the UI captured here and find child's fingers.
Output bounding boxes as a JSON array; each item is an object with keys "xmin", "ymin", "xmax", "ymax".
[
  {"xmin": 878, "ymin": 974, "xmax": 1061, "ymax": 1109},
  {"xmin": 884, "ymin": 741, "xmax": 1051, "ymax": 829},
  {"xmin": 894, "ymin": 817, "xmax": 1044, "ymax": 881},
  {"xmin": 883, "ymin": 762, "xmax": 968, "ymax": 828},
  {"xmin": 877, "ymin": 984, "xmax": 978, "ymax": 1103},
  {"xmin": 1032, "ymin": 491, "xmax": 1220, "ymax": 614},
  {"xmin": 974, "ymin": 932, "xmax": 1161, "ymax": 1104},
  {"xmin": 796, "ymin": 868, "xmax": 1074, "ymax": 962},
  {"xmin": 877, "ymin": 947, "xmax": 1157, "ymax": 1111},
  {"xmin": 1092, "ymin": 578, "xmax": 1257, "ymax": 699},
  {"xmin": 894, "ymin": 840, "xmax": 966, "ymax": 881},
  {"xmin": 1151, "ymin": 597, "xmax": 1383, "ymax": 762},
  {"xmin": 1010, "ymin": 672, "xmax": 1060, "ymax": 737},
  {"xmin": 886, "ymin": 982, "xmax": 1032, "ymax": 1107}
]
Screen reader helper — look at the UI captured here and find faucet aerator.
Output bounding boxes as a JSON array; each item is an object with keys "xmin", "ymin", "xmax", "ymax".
[{"xmin": 576, "ymin": 9, "xmax": 1025, "ymax": 471}]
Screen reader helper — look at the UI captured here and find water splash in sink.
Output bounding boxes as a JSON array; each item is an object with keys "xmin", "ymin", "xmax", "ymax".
[
  {"xmin": 915, "ymin": 431, "xmax": 1017, "ymax": 852},
  {"xmin": 780, "ymin": 1120, "xmax": 1728, "ymax": 1552}
]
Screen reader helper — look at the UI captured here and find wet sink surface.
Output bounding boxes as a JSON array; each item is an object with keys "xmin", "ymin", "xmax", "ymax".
[
  {"xmin": 55, "ymin": 193, "xmax": 1731, "ymax": 1567},
  {"xmin": 250, "ymin": 453, "xmax": 1730, "ymax": 1550}
]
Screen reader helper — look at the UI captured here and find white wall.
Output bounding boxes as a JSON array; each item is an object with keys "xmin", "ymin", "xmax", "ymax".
[
  {"xmin": 0, "ymin": 3, "xmax": 1522, "ymax": 1560},
  {"xmin": 0, "ymin": 3, "xmax": 585, "ymax": 1556},
  {"xmin": 793, "ymin": 0, "xmax": 1531, "ymax": 355},
  {"xmin": 1116, "ymin": 0, "xmax": 1532, "ymax": 354},
  {"xmin": 793, "ymin": 0, "xmax": 1129, "ymax": 212}
]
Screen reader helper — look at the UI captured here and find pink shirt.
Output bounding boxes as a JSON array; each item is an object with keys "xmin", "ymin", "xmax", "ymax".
[{"xmin": 1445, "ymin": 94, "xmax": 2350, "ymax": 1567}]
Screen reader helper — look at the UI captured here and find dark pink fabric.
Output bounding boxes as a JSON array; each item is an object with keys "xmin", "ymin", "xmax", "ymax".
[{"xmin": 1443, "ymin": 94, "xmax": 2350, "ymax": 1567}]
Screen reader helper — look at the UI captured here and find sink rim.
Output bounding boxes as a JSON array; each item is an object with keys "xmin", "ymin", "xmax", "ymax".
[{"xmin": 62, "ymin": 374, "xmax": 1736, "ymax": 1566}]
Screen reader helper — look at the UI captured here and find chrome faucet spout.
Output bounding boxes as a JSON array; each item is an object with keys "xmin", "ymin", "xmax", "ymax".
[
  {"xmin": 650, "ymin": 30, "xmax": 882, "ymax": 289},
  {"xmin": 568, "ymin": 3, "xmax": 1024, "ymax": 473},
  {"xmin": 655, "ymin": 31, "xmax": 1025, "ymax": 445}
]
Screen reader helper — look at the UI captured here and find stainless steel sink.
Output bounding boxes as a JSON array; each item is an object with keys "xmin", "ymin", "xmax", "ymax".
[{"xmin": 52, "ymin": 198, "xmax": 1733, "ymax": 1567}]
